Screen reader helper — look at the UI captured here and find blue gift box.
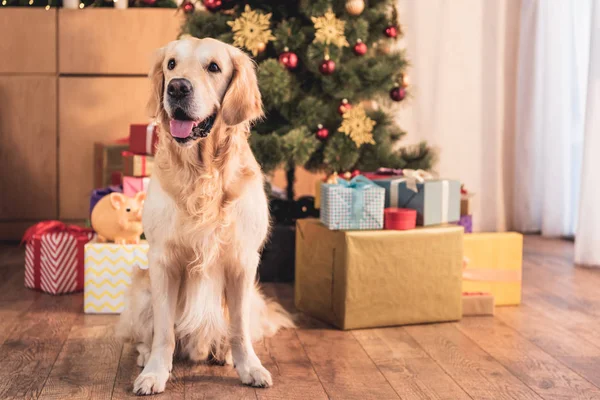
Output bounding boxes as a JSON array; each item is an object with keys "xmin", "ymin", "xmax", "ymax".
[
  {"xmin": 370, "ymin": 176, "xmax": 460, "ymax": 226},
  {"xmin": 320, "ymin": 176, "xmax": 385, "ymax": 230}
]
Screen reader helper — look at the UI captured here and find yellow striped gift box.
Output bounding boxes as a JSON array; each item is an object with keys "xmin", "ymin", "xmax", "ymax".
[{"xmin": 83, "ymin": 241, "xmax": 149, "ymax": 314}]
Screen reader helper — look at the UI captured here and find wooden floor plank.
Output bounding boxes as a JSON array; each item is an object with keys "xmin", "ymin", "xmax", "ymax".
[
  {"xmin": 112, "ymin": 342, "xmax": 186, "ymax": 400},
  {"xmin": 496, "ymin": 304, "xmax": 600, "ymax": 389},
  {"xmin": 185, "ymin": 356, "xmax": 256, "ymax": 400},
  {"xmin": 0, "ymin": 294, "xmax": 81, "ymax": 400},
  {"xmin": 353, "ymin": 327, "xmax": 471, "ymax": 400},
  {"xmin": 457, "ymin": 316, "xmax": 600, "ymax": 399},
  {"xmin": 0, "ymin": 263, "xmax": 40, "ymax": 346},
  {"xmin": 38, "ymin": 314, "xmax": 123, "ymax": 400},
  {"xmin": 257, "ymin": 329, "xmax": 328, "ymax": 400},
  {"xmin": 404, "ymin": 323, "xmax": 542, "ymax": 400},
  {"xmin": 296, "ymin": 328, "xmax": 400, "ymax": 400}
]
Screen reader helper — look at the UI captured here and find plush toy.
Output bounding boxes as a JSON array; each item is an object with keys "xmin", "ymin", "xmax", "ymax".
[{"xmin": 91, "ymin": 192, "xmax": 146, "ymax": 244}]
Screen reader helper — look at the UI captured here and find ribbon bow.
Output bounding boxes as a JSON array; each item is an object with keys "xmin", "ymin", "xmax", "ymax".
[
  {"xmin": 21, "ymin": 220, "xmax": 94, "ymax": 245},
  {"xmin": 401, "ymin": 169, "xmax": 434, "ymax": 192},
  {"xmin": 336, "ymin": 176, "xmax": 375, "ymax": 227},
  {"xmin": 462, "ymin": 256, "xmax": 522, "ymax": 283},
  {"xmin": 375, "ymin": 167, "xmax": 403, "ymax": 176}
]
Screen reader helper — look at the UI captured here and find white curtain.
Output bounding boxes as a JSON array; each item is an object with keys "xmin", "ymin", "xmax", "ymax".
[
  {"xmin": 513, "ymin": 0, "xmax": 590, "ymax": 237},
  {"xmin": 396, "ymin": 0, "xmax": 520, "ymax": 233},
  {"xmin": 575, "ymin": 1, "xmax": 600, "ymax": 266}
]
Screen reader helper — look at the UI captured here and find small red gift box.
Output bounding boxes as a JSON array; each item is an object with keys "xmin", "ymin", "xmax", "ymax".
[
  {"xmin": 23, "ymin": 221, "xmax": 95, "ymax": 295},
  {"xmin": 384, "ymin": 208, "xmax": 417, "ymax": 230},
  {"xmin": 129, "ymin": 123, "xmax": 159, "ymax": 155}
]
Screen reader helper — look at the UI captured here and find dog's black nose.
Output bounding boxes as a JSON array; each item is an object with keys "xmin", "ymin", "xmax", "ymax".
[{"xmin": 167, "ymin": 78, "xmax": 193, "ymax": 99}]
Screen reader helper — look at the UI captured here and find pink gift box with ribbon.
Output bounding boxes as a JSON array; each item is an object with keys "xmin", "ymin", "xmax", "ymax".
[{"xmin": 123, "ymin": 176, "xmax": 150, "ymax": 197}]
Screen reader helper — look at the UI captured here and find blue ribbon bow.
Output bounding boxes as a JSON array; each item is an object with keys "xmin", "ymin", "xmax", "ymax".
[{"xmin": 337, "ymin": 175, "xmax": 375, "ymax": 227}]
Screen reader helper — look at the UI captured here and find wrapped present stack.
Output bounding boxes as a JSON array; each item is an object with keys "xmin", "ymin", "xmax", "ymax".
[
  {"xmin": 82, "ymin": 121, "xmax": 157, "ymax": 314},
  {"xmin": 296, "ymin": 167, "xmax": 523, "ymax": 330}
]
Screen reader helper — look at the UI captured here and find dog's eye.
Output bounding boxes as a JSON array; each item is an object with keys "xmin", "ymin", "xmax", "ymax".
[
  {"xmin": 207, "ymin": 62, "xmax": 220, "ymax": 73},
  {"xmin": 167, "ymin": 59, "xmax": 176, "ymax": 70},
  {"xmin": 126, "ymin": 208, "xmax": 131, "ymax": 213}
]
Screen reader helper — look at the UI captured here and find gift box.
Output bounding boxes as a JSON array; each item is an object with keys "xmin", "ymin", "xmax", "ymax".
[
  {"xmin": 123, "ymin": 176, "xmax": 150, "ymax": 196},
  {"xmin": 94, "ymin": 140, "xmax": 129, "ymax": 189},
  {"xmin": 129, "ymin": 123, "xmax": 159, "ymax": 155},
  {"xmin": 462, "ymin": 292, "xmax": 494, "ymax": 316},
  {"xmin": 295, "ymin": 219, "xmax": 463, "ymax": 329},
  {"xmin": 456, "ymin": 214, "xmax": 473, "ymax": 233},
  {"xmin": 320, "ymin": 176, "xmax": 385, "ymax": 230},
  {"xmin": 460, "ymin": 186, "xmax": 475, "ymax": 216},
  {"xmin": 462, "ymin": 232, "xmax": 523, "ymax": 306},
  {"xmin": 384, "ymin": 208, "xmax": 417, "ymax": 230},
  {"xmin": 122, "ymin": 151, "xmax": 154, "ymax": 177},
  {"xmin": 84, "ymin": 241, "xmax": 149, "ymax": 314},
  {"xmin": 90, "ymin": 185, "xmax": 122, "ymax": 216},
  {"xmin": 366, "ymin": 170, "xmax": 460, "ymax": 226},
  {"xmin": 23, "ymin": 221, "xmax": 95, "ymax": 295},
  {"xmin": 111, "ymin": 171, "xmax": 122, "ymax": 186}
]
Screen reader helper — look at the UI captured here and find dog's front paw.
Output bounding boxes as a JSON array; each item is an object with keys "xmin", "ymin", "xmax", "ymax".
[
  {"xmin": 237, "ymin": 364, "xmax": 272, "ymax": 388},
  {"xmin": 133, "ymin": 368, "xmax": 169, "ymax": 396}
]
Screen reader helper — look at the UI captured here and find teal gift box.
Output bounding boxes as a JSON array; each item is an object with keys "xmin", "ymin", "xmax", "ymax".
[
  {"xmin": 364, "ymin": 171, "xmax": 460, "ymax": 226},
  {"xmin": 320, "ymin": 176, "xmax": 385, "ymax": 230}
]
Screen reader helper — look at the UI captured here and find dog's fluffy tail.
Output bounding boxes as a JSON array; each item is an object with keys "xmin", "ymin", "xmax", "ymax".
[{"xmin": 249, "ymin": 285, "xmax": 295, "ymax": 341}]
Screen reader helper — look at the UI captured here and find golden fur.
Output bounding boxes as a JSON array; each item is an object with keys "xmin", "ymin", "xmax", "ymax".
[{"xmin": 117, "ymin": 37, "xmax": 293, "ymax": 396}]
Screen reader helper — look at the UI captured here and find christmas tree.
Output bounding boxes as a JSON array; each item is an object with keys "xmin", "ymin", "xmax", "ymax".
[{"xmin": 182, "ymin": 0, "xmax": 435, "ymax": 200}]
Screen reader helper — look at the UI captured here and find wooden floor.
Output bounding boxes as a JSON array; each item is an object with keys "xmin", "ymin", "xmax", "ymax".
[{"xmin": 1, "ymin": 236, "xmax": 600, "ymax": 399}]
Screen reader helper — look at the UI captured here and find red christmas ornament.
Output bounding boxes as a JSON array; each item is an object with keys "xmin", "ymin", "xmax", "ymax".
[
  {"xmin": 316, "ymin": 124, "xmax": 329, "ymax": 140},
  {"xmin": 182, "ymin": 0, "xmax": 195, "ymax": 13},
  {"xmin": 353, "ymin": 39, "xmax": 367, "ymax": 56},
  {"xmin": 278, "ymin": 47, "xmax": 298, "ymax": 70},
  {"xmin": 351, "ymin": 169, "xmax": 361, "ymax": 178},
  {"xmin": 319, "ymin": 58, "xmax": 336, "ymax": 75},
  {"xmin": 384, "ymin": 25, "xmax": 398, "ymax": 38},
  {"xmin": 141, "ymin": 0, "xmax": 156, "ymax": 5},
  {"xmin": 338, "ymin": 98, "xmax": 352, "ymax": 115},
  {"xmin": 202, "ymin": 0, "xmax": 221, "ymax": 11},
  {"xmin": 390, "ymin": 85, "xmax": 406, "ymax": 102}
]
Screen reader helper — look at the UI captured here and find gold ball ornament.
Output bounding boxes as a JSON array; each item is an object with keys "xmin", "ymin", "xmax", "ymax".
[
  {"xmin": 360, "ymin": 99, "xmax": 379, "ymax": 112},
  {"xmin": 377, "ymin": 41, "xmax": 392, "ymax": 55},
  {"xmin": 345, "ymin": 0, "xmax": 365, "ymax": 16},
  {"xmin": 256, "ymin": 42, "xmax": 266, "ymax": 53}
]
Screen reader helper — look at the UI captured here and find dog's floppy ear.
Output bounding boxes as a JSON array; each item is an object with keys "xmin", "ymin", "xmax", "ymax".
[
  {"xmin": 147, "ymin": 46, "xmax": 166, "ymax": 119},
  {"xmin": 222, "ymin": 47, "xmax": 264, "ymax": 126}
]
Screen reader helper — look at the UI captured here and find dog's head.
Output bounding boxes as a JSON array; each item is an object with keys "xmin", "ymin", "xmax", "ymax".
[{"xmin": 148, "ymin": 37, "xmax": 263, "ymax": 146}]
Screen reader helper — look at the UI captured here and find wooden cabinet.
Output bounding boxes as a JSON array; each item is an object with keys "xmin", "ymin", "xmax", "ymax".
[
  {"xmin": 59, "ymin": 77, "xmax": 151, "ymax": 219},
  {"xmin": 0, "ymin": 9, "xmax": 56, "ymax": 74},
  {"xmin": 59, "ymin": 9, "xmax": 182, "ymax": 75},
  {"xmin": 0, "ymin": 9, "xmax": 179, "ymax": 239},
  {"xmin": 0, "ymin": 76, "xmax": 57, "ymax": 220}
]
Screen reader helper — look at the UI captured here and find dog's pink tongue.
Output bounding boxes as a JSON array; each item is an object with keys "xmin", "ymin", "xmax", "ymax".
[{"xmin": 169, "ymin": 120, "xmax": 195, "ymax": 138}]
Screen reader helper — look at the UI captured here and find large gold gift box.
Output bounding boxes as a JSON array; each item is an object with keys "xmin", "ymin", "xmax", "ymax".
[
  {"xmin": 462, "ymin": 232, "xmax": 523, "ymax": 306},
  {"xmin": 295, "ymin": 219, "xmax": 463, "ymax": 330}
]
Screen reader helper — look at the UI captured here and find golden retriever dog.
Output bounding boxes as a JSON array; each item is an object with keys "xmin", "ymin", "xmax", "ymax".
[{"xmin": 116, "ymin": 37, "xmax": 294, "ymax": 396}]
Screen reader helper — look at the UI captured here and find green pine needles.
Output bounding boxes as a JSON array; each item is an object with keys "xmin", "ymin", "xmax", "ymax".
[{"xmin": 183, "ymin": 0, "xmax": 435, "ymax": 198}]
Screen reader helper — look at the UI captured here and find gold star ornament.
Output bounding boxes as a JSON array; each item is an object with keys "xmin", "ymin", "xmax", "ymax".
[
  {"xmin": 338, "ymin": 105, "xmax": 376, "ymax": 146},
  {"xmin": 227, "ymin": 5, "xmax": 276, "ymax": 56},
  {"xmin": 311, "ymin": 9, "xmax": 349, "ymax": 48}
]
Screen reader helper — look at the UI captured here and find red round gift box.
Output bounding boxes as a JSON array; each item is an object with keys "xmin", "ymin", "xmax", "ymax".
[{"xmin": 384, "ymin": 208, "xmax": 417, "ymax": 230}]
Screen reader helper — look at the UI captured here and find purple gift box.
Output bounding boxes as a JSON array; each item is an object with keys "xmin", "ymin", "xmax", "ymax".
[
  {"xmin": 90, "ymin": 185, "xmax": 122, "ymax": 216},
  {"xmin": 456, "ymin": 214, "xmax": 472, "ymax": 233}
]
